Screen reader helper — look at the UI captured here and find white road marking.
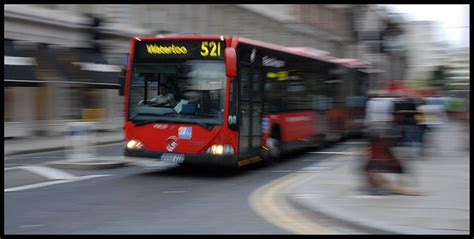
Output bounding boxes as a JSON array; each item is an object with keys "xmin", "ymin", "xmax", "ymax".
[
  {"xmin": 291, "ymin": 193, "xmax": 324, "ymax": 199},
  {"xmin": 21, "ymin": 156, "xmax": 63, "ymax": 159},
  {"xmin": 308, "ymin": 151, "xmax": 361, "ymax": 156},
  {"xmin": 5, "ymin": 167, "xmax": 22, "ymax": 171},
  {"xmin": 249, "ymin": 169, "xmax": 343, "ymax": 173},
  {"xmin": 249, "ymin": 170, "xmax": 298, "ymax": 173},
  {"xmin": 129, "ymin": 159, "xmax": 174, "ymax": 168},
  {"xmin": 4, "ymin": 174, "xmax": 111, "ymax": 192},
  {"xmin": 350, "ymin": 195, "xmax": 386, "ymax": 199},
  {"xmin": 162, "ymin": 191, "xmax": 187, "ymax": 194},
  {"xmin": 5, "ymin": 165, "xmax": 76, "ymax": 180},
  {"xmin": 341, "ymin": 141, "xmax": 367, "ymax": 145},
  {"xmin": 250, "ymin": 152, "xmax": 355, "ymax": 173},
  {"xmin": 304, "ymin": 148, "xmax": 364, "ymax": 162},
  {"xmin": 5, "ymin": 164, "xmax": 26, "ymax": 166},
  {"xmin": 18, "ymin": 224, "xmax": 44, "ymax": 228}
]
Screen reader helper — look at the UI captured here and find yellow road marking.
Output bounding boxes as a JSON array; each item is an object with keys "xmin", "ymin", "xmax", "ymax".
[
  {"xmin": 248, "ymin": 147, "xmax": 360, "ymax": 234},
  {"xmin": 249, "ymin": 173, "xmax": 335, "ymax": 234}
]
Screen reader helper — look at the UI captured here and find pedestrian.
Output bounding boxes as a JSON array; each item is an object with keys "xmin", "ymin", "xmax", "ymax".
[
  {"xmin": 392, "ymin": 96, "xmax": 426, "ymax": 190},
  {"xmin": 394, "ymin": 96, "xmax": 419, "ymax": 159},
  {"xmin": 364, "ymin": 120, "xmax": 402, "ymax": 195},
  {"xmin": 363, "ymin": 92, "xmax": 402, "ymax": 195},
  {"xmin": 414, "ymin": 97, "xmax": 428, "ymax": 157},
  {"xmin": 419, "ymin": 94, "xmax": 450, "ymax": 155},
  {"xmin": 362, "ymin": 94, "xmax": 422, "ymax": 196}
]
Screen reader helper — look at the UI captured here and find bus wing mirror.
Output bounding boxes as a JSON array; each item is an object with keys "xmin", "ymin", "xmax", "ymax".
[{"xmin": 225, "ymin": 48, "xmax": 237, "ymax": 78}]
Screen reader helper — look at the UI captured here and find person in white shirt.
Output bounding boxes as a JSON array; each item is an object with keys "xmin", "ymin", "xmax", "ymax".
[
  {"xmin": 139, "ymin": 84, "xmax": 176, "ymax": 107},
  {"xmin": 150, "ymin": 84, "xmax": 176, "ymax": 106},
  {"xmin": 418, "ymin": 97, "xmax": 448, "ymax": 127},
  {"xmin": 362, "ymin": 94, "xmax": 422, "ymax": 195},
  {"xmin": 365, "ymin": 95, "xmax": 395, "ymax": 135}
]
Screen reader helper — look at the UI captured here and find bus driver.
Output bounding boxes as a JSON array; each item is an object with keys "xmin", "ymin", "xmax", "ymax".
[{"xmin": 139, "ymin": 84, "xmax": 176, "ymax": 107}]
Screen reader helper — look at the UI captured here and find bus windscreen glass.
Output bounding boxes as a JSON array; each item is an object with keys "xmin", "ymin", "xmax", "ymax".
[{"xmin": 128, "ymin": 60, "xmax": 226, "ymax": 127}]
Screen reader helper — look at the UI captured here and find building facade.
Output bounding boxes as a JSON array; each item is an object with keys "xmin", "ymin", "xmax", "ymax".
[
  {"xmin": 350, "ymin": 5, "xmax": 407, "ymax": 93},
  {"xmin": 5, "ymin": 5, "xmax": 125, "ymax": 137},
  {"xmin": 5, "ymin": 4, "xmax": 384, "ymax": 138},
  {"xmin": 445, "ymin": 47, "xmax": 470, "ymax": 96},
  {"xmin": 403, "ymin": 21, "xmax": 449, "ymax": 88}
]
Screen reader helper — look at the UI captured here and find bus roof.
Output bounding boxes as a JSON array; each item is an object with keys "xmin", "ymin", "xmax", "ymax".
[
  {"xmin": 132, "ymin": 34, "xmax": 367, "ymax": 67},
  {"xmin": 133, "ymin": 34, "xmax": 225, "ymax": 41},
  {"xmin": 330, "ymin": 58, "xmax": 371, "ymax": 69},
  {"xmin": 237, "ymin": 37, "xmax": 339, "ymax": 64}
]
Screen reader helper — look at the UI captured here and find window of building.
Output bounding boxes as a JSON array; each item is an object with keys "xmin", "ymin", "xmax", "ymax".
[{"xmin": 4, "ymin": 87, "xmax": 14, "ymax": 122}]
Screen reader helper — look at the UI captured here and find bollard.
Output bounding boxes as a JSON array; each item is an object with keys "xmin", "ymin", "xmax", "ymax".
[{"xmin": 66, "ymin": 121, "xmax": 97, "ymax": 161}]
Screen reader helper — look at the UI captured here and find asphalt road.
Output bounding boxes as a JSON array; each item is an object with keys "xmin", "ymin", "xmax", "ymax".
[{"xmin": 5, "ymin": 141, "xmax": 365, "ymax": 234}]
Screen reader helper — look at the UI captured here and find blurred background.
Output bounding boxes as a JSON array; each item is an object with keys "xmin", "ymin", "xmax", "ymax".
[{"xmin": 4, "ymin": 4, "xmax": 469, "ymax": 139}]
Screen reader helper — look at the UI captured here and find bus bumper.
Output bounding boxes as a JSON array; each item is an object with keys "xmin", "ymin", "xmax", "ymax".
[{"xmin": 124, "ymin": 148, "xmax": 239, "ymax": 168}]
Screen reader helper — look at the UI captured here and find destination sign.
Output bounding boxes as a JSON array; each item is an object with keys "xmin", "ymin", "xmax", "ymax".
[{"xmin": 134, "ymin": 40, "xmax": 225, "ymax": 60}]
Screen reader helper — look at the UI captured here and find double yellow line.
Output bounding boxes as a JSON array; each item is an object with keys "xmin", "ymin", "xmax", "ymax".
[
  {"xmin": 248, "ymin": 148, "xmax": 359, "ymax": 234},
  {"xmin": 249, "ymin": 173, "xmax": 335, "ymax": 234}
]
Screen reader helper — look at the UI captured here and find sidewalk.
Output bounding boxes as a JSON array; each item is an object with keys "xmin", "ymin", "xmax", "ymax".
[
  {"xmin": 285, "ymin": 121, "xmax": 470, "ymax": 234},
  {"xmin": 4, "ymin": 130, "xmax": 124, "ymax": 157}
]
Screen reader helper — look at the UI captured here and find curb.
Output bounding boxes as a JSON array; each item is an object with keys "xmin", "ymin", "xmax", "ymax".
[
  {"xmin": 286, "ymin": 195, "xmax": 402, "ymax": 234},
  {"xmin": 282, "ymin": 159, "xmax": 406, "ymax": 235},
  {"xmin": 46, "ymin": 158, "xmax": 130, "ymax": 170},
  {"xmin": 5, "ymin": 140, "xmax": 124, "ymax": 157},
  {"xmin": 5, "ymin": 146, "xmax": 66, "ymax": 158}
]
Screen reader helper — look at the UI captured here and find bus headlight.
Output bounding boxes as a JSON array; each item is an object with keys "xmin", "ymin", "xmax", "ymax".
[
  {"xmin": 206, "ymin": 144, "xmax": 235, "ymax": 155},
  {"xmin": 126, "ymin": 140, "xmax": 144, "ymax": 150}
]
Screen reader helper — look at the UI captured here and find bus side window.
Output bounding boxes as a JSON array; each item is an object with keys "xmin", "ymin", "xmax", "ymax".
[{"xmin": 264, "ymin": 68, "xmax": 287, "ymax": 113}]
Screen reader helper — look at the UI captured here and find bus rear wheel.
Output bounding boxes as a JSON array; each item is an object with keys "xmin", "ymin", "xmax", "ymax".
[
  {"xmin": 261, "ymin": 137, "xmax": 282, "ymax": 165},
  {"xmin": 265, "ymin": 125, "xmax": 283, "ymax": 163},
  {"xmin": 267, "ymin": 137, "xmax": 281, "ymax": 159}
]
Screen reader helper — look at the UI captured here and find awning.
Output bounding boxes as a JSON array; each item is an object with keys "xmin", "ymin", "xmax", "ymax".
[
  {"xmin": 71, "ymin": 48, "xmax": 122, "ymax": 88},
  {"xmin": 4, "ymin": 39, "xmax": 39, "ymax": 86},
  {"xmin": 5, "ymin": 40, "xmax": 122, "ymax": 89},
  {"xmin": 48, "ymin": 46, "xmax": 121, "ymax": 88}
]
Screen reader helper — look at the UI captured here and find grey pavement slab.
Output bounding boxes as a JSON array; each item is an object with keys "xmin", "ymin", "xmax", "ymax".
[{"xmin": 285, "ymin": 122, "xmax": 470, "ymax": 234}]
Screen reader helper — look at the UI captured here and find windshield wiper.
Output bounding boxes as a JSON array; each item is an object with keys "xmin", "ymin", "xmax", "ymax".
[
  {"xmin": 132, "ymin": 112, "xmax": 175, "ymax": 117},
  {"xmin": 132, "ymin": 119, "xmax": 174, "ymax": 126},
  {"xmin": 131, "ymin": 117, "xmax": 214, "ymax": 130}
]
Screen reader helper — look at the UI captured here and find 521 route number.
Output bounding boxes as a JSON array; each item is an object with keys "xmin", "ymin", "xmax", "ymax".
[{"xmin": 200, "ymin": 41, "xmax": 221, "ymax": 57}]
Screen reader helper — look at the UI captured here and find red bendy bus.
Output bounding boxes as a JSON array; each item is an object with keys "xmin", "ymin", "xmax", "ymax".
[{"xmin": 121, "ymin": 34, "xmax": 369, "ymax": 168}]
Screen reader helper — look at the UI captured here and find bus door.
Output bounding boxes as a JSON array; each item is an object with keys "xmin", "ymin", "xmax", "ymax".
[{"xmin": 239, "ymin": 65, "xmax": 263, "ymax": 155}]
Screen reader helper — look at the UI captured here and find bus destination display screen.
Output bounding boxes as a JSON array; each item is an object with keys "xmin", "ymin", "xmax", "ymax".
[{"xmin": 134, "ymin": 40, "xmax": 225, "ymax": 60}]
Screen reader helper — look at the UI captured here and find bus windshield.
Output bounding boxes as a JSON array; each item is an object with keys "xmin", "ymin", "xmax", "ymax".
[{"xmin": 128, "ymin": 60, "xmax": 226, "ymax": 127}]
